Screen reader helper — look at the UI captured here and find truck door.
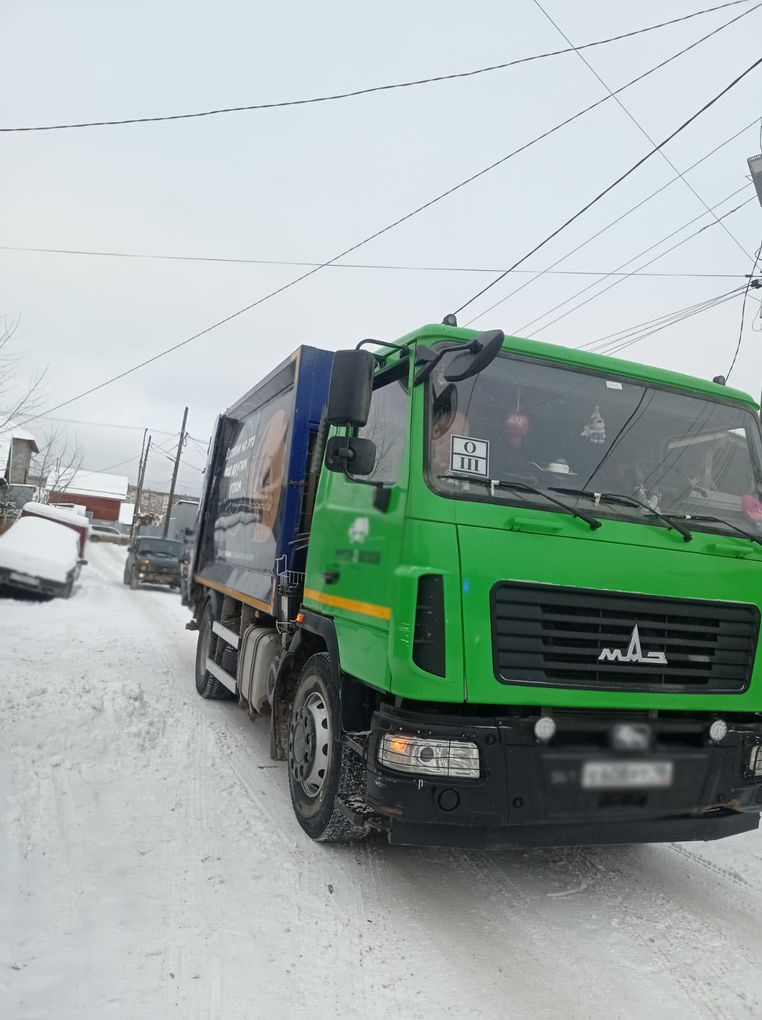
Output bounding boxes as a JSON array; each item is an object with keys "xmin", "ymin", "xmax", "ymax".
[{"xmin": 303, "ymin": 362, "xmax": 410, "ymax": 689}]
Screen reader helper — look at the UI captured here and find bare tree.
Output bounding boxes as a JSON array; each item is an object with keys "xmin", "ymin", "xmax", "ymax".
[
  {"xmin": 0, "ymin": 316, "xmax": 48, "ymax": 436},
  {"xmin": 31, "ymin": 426, "xmax": 84, "ymax": 500}
]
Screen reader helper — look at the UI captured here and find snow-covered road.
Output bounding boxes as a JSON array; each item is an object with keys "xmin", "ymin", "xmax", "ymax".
[{"xmin": 3, "ymin": 544, "xmax": 762, "ymax": 1019}]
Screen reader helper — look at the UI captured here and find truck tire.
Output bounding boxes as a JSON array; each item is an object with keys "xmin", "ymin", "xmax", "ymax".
[
  {"xmin": 287, "ymin": 653, "xmax": 368, "ymax": 843},
  {"xmin": 195, "ymin": 603, "xmax": 234, "ymax": 700}
]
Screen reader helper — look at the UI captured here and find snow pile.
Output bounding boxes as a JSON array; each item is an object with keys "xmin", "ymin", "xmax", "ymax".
[
  {"xmin": 23, "ymin": 501, "xmax": 90, "ymax": 529},
  {"xmin": 2, "ymin": 543, "xmax": 762, "ymax": 1019},
  {"xmin": 0, "ymin": 516, "xmax": 80, "ymax": 582}
]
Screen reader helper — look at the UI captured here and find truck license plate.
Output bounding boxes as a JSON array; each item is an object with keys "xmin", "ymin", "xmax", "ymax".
[{"xmin": 581, "ymin": 760, "xmax": 673, "ymax": 789}]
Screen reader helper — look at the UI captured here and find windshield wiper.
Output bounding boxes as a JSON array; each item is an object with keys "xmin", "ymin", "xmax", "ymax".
[
  {"xmin": 438, "ymin": 475, "xmax": 602, "ymax": 531},
  {"xmin": 550, "ymin": 487, "xmax": 693, "ymax": 543},
  {"xmin": 661, "ymin": 513, "xmax": 762, "ymax": 548}
]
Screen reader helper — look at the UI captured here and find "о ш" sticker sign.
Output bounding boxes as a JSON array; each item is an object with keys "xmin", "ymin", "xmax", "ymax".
[{"xmin": 450, "ymin": 435, "xmax": 489, "ymax": 477}]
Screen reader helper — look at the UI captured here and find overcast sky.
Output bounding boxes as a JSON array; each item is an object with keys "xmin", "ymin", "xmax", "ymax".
[{"xmin": 2, "ymin": 0, "xmax": 761, "ymax": 497}]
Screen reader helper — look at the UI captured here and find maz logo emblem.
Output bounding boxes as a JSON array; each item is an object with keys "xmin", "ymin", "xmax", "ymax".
[{"xmin": 598, "ymin": 624, "xmax": 668, "ymax": 666}]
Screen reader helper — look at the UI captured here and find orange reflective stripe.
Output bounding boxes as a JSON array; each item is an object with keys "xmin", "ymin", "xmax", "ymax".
[
  {"xmin": 195, "ymin": 575, "xmax": 272, "ymax": 613},
  {"xmin": 303, "ymin": 587, "xmax": 391, "ymax": 621}
]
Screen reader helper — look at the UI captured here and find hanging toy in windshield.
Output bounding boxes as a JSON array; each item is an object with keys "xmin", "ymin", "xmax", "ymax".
[
  {"xmin": 504, "ymin": 391, "xmax": 530, "ymax": 449},
  {"xmin": 581, "ymin": 404, "xmax": 606, "ymax": 444}
]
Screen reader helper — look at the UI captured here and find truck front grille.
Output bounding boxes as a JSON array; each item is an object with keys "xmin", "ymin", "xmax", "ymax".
[{"xmin": 491, "ymin": 582, "xmax": 758, "ymax": 694}]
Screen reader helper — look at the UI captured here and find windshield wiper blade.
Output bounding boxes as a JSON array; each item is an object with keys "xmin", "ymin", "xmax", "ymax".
[
  {"xmin": 662, "ymin": 513, "xmax": 762, "ymax": 548},
  {"xmin": 550, "ymin": 487, "xmax": 693, "ymax": 543},
  {"xmin": 438, "ymin": 475, "xmax": 602, "ymax": 531}
]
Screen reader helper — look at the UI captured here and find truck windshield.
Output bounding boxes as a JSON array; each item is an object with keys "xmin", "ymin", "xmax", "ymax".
[
  {"xmin": 136, "ymin": 539, "xmax": 183, "ymax": 556},
  {"xmin": 427, "ymin": 349, "xmax": 762, "ymax": 539}
]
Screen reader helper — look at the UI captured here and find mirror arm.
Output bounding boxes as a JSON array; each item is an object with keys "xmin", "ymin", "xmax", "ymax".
[
  {"xmin": 356, "ymin": 338, "xmax": 410, "ymax": 369},
  {"xmin": 413, "ymin": 340, "xmax": 479, "ymax": 386},
  {"xmin": 345, "ymin": 469, "xmax": 392, "ymax": 512},
  {"xmin": 356, "ymin": 338, "xmax": 404, "ymax": 353}
]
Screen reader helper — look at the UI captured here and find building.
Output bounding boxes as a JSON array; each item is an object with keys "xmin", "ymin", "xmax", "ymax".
[
  {"xmin": 126, "ymin": 485, "xmax": 197, "ymax": 520},
  {"xmin": 48, "ymin": 470, "xmax": 129, "ymax": 522},
  {"xmin": 0, "ymin": 423, "xmax": 39, "ymax": 485}
]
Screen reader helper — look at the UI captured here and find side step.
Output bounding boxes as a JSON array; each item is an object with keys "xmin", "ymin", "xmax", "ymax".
[
  {"xmin": 205, "ymin": 657, "xmax": 237, "ymax": 694},
  {"xmin": 212, "ymin": 621, "xmax": 240, "ymax": 649}
]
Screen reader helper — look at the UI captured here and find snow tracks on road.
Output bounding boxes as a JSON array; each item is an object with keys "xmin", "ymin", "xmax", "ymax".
[{"xmin": 2, "ymin": 543, "xmax": 762, "ymax": 1018}]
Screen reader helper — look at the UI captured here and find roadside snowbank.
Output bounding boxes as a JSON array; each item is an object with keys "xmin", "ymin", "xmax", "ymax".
[
  {"xmin": 22, "ymin": 501, "xmax": 90, "ymax": 529},
  {"xmin": 0, "ymin": 516, "xmax": 79, "ymax": 583},
  {"xmin": 2, "ymin": 543, "xmax": 762, "ymax": 1020}
]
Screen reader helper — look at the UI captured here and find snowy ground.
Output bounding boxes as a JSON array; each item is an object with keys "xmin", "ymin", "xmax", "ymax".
[{"xmin": 3, "ymin": 543, "xmax": 762, "ymax": 1019}]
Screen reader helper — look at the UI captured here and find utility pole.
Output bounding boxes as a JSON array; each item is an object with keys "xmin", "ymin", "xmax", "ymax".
[
  {"xmin": 163, "ymin": 406, "xmax": 188, "ymax": 538},
  {"xmin": 131, "ymin": 434, "xmax": 151, "ymax": 541}
]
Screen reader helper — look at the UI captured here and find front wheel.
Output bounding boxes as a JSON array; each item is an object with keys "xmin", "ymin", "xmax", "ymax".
[{"xmin": 287, "ymin": 653, "xmax": 368, "ymax": 842}]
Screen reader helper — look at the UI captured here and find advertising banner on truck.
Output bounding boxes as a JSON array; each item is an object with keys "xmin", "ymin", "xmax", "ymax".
[{"xmin": 211, "ymin": 386, "xmax": 294, "ymax": 604}]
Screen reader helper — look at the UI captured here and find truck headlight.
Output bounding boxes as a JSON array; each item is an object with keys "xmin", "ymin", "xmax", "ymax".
[
  {"xmin": 709, "ymin": 719, "xmax": 728, "ymax": 743},
  {"xmin": 378, "ymin": 732, "xmax": 480, "ymax": 779},
  {"xmin": 750, "ymin": 745, "xmax": 762, "ymax": 777}
]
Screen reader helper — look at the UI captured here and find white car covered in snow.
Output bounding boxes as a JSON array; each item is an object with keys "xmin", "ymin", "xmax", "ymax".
[{"xmin": 0, "ymin": 516, "xmax": 84, "ymax": 598}]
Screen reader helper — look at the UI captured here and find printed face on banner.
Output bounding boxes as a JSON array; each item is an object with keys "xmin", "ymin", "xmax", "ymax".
[{"xmin": 214, "ymin": 388, "xmax": 293, "ymax": 569}]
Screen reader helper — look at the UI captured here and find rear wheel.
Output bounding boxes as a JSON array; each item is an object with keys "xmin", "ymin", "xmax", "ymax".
[
  {"xmin": 287, "ymin": 653, "xmax": 368, "ymax": 842},
  {"xmin": 195, "ymin": 603, "xmax": 233, "ymax": 699}
]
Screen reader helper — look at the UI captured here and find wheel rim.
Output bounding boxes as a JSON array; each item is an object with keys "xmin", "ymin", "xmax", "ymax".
[{"xmin": 289, "ymin": 688, "xmax": 331, "ymax": 798}]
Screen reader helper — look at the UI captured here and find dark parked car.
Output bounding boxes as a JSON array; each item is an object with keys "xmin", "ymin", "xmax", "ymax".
[{"xmin": 124, "ymin": 536, "xmax": 183, "ymax": 590}]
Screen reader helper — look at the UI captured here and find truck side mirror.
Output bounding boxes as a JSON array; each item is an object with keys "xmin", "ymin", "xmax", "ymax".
[
  {"xmin": 326, "ymin": 350, "xmax": 375, "ymax": 426},
  {"xmin": 324, "ymin": 436, "xmax": 376, "ymax": 475},
  {"xmin": 443, "ymin": 329, "xmax": 504, "ymax": 383}
]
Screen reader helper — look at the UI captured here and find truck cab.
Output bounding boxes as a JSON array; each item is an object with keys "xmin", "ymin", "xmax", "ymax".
[{"xmin": 190, "ymin": 324, "xmax": 762, "ymax": 848}]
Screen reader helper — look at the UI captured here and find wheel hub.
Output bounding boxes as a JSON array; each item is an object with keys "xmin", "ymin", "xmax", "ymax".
[{"xmin": 289, "ymin": 689, "xmax": 331, "ymax": 798}]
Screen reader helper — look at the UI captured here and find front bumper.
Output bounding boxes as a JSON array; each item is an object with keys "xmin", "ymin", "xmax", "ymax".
[
  {"xmin": 0, "ymin": 566, "xmax": 71, "ymax": 599},
  {"xmin": 366, "ymin": 705, "xmax": 762, "ymax": 849},
  {"xmin": 136, "ymin": 569, "xmax": 179, "ymax": 586}
]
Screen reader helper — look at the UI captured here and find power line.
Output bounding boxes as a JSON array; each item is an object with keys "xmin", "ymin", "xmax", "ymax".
[
  {"xmin": 0, "ymin": 242, "xmax": 755, "ymax": 279},
  {"xmin": 522, "ymin": 191, "xmax": 756, "ymax": 337},
  {"xmin": 452, "ymin": 50, "xmax": 762, "ymax": 316},
  {"xmin": 19, "ymin": 11, "xmax": 754, "ymax": 427},
  {"xmin": 604, "ymin": 289, "xmax": 746, "ymax": 357},
  {"xmin": 531, "ymin": 0, "xmax": 752, "ymax": 261},
  {"xmin": 581, "ymin": 284, "xmax": 748, "ymax": 356},
  {"xmin": 1, "ymin": 1, "xmax": 753, "ymax": 133},
  {"xmin": 0, "ymin": 412, "xmax": 178, "ymax": 435},
  {"xmin": 726, "ymin": 241, "xmax": 762, "ymax": 379},
  {"xmin": 517, "ymin": 184, "xmax": 754, "ymax": 335},
  {"xmin": 93, "ymin": 452, "xmax": 143, "ymax": 473},
  {"xmin": 582, "ymin": 285, "xmax": 747, "ymax": 351},
  {"xmin": 465, "ymin": 116, "xmax": 761, "ymax": 325}
]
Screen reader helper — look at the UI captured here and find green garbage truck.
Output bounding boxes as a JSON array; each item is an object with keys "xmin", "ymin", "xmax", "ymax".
[{"xmin": 188, "ymin": 322, "xmax": 762, "ymax": 847}]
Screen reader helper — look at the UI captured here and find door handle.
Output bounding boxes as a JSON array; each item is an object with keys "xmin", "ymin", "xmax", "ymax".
[{"xmin": 323, "ymin": 570, "xmax": 340, "ymax": 585}]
